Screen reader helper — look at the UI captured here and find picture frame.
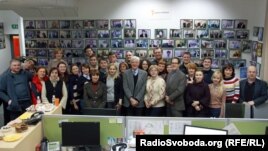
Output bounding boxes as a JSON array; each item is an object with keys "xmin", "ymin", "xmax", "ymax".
[
  {"xmin": 211, "ymin": 59, "xmax": 220, "ymax": 69},
  {"xmin": 253, "ymin": 26, "xmax": 259, "ymax": 37},
  {"xmin": 48, "ymin": 30, "xmax": 59, "ymax": 38},
  {"xmin": 37, "ymin": 49, "xmax": 48, "ymax": 57},
  {"xmin": 35, "ymin": 20, "xmax": 47, "ymax": 29},
  {"xmin": 135, "ymin": 49, "xmax": 148, "ymax": 58},
  {"xmin": 147, "ymin": 49, "xmax": 154, "ymax": 58},
  {"xmin": 48, "ymin": 40, "xmax": 60, "ymax": 48},
  {"xmin": 60, "ymin": 20, "xmax": 71, "ymax": 29},
  {"xmin": 26, "ymin": 49, "xmax": 37, "ymax": 57},
  {"xmin": 24, "ymin": 20, "xmax": 36, "ymax": 29},
  {"xmin": 149, "ymin": 39, "xmax": 162, "ymax": 48},
  {"xmin": 187, "ymin": 39, "xmax": 200, "ymax": 48},
  {"xmin": 124, "ymin": 39, "xmax": 136, "ymax": 48},
  {"xmin": 223, "ymin": 30, "xmax": 235, "ymax": 39},
  {"xmin": 221, "ymin": 19, "xmax": 234, "ymax": 29},
  {"xmin": 215, "ymin": 49, "xmax": 228, "ymax": 58},
  {"xmin": 209, "ymin": 29, "xmax": 222, "ymax": 39},
  {"xmin": 180, "ymin": 19, "xmax": 193, "ymax": 29},
  {"xmin": 162, "ymin": 49, "xmax": 173, "ymax": 59},
  {"xmin": 85, "ymin": 39, "xmax": 98, "ymax": 48},
  {"xmin": 111, "ymin": 49, "xmax": 124, "ymax": 59},
  {"xmin": 201, "ymin": 49, "xmax": 214, "ymax": 58},
  {"xmin": 192, "ymin": 59, "xmax": 202, "ymax": 67},
  {"xmin": 183, "ymin": 29, "xmax": 195, "ymax": 39},
  {"xmin": 97, "ymin": 29, "xmax": 110, "ymax": 38},
  {"xmin": 96, "ymin": 19, "xmax": 109, "ymax": 29},
  {"xmin": 124, "ymin": 49, "xmax": 136, "ymax": 58},
  {"xmin": 194, "ymin": 19, "xmax": 207, "ymax": 29},
  {"xmin": 241, "ymin": 40, "xmax": 251, "ymax": 53},
  {"xmin": 25, "ymin": 40, "xmax": 37, "ymax": 48},
  {"xmin": 228, "ymin": 40, "xmax": 241, "ymax": 49},
  {"xmin": 155, "ymin": 29, "xmax": 167, "ymax": 39},
  {"xmin": 258, "ymin": 27, "xmax": 264, "ymax": 41},
  {"xmin": 229, "ymin": 49, "xmax": 241, "ymax": 58},
  {"xmin": 37, "ymin": 30, "xmax": 48, "ymax": 38},
  {"xmin": 174, "ymin": 49, "xmax": 187, "ymax": 58},
  {"xmin": 161, "ymin": 39, "xmax": 174, "ymax": 48},
  {"xmin": 72, "ymin": 39, "xmax": 84, "ymax": 49},
  {"xmin": 0, "ymin": 42, "xmax": 5, "ymax": 49},
  {"xmin": 47, "ymin": 20, "xmax": 60, "ymax": 29},
  {"xmin": 196, "ymin": 29, "xmax": 209, "ymax": 39},
  {"xmin": 111, "ymin": 39, "xmax": 124, "ymax": 48},
  {"xmin": 136, "ymin": 39, "xmax": 149, "ymax": 48},
  {"xmin": 256, "ymin": 63, "xmax": 261, "ymax": 77},
  {"xmin": 188, "ymin": 49, "xmax": 200, "ymax": 58},
  {"xmin": 170, "ymin": 29, "xmax": 183, "ymax": 39},
  {"xmin": 83, "ymin": 20, "xmax": 96, "ymax": 29},
  {"xmin": 37, "ymin": 58, "xmax": 48, "ymax": 66},
  {"xmin": 124, "ymin": 29, "xmax": 136, "ymax": 38},
  {"xmin": 84, "ymin": 29, "xmax": 97, "ymax": 38},
  {"xmin": 138, "ymin": 29, "xmax": 151, "ymax": 39},
  {"xmin": 71, "ymin": 30, "xmax": 82, "ymax": 38},
  {"xmin": 201, "ymin": 39, "xmax": 214, "ymax": 49},
  {"xmin": 236, "ymin": 30, "xmax": 249, "ymax": 39},
  {"xmin": 72, "ymin": 57, "xmax": 86, "ymax": 66},
  {"xmin": 175, "ymin": 39, "xmax": 187, "ymax": 48},
  {"xmin": 98, "ymin": 39, "xmax": 110, "ymax": 48},
  {"xmin": 60, "ymin": 40, "xmax": 72, "ymax": 48},
  {"xmin": 64, "ymin": 49, "xmax": 73, "ymax": 58},
  {"xmin": 229, "ymin": 59, "xmax": 246, "ymax": 68},
  {"xmin": 256, "ymin": 42, "xmax": 262, "ymax": 57},
  {"xmin": 36, "ymin": 40, "xmax": 48, "ymax": 48},
  {"xmin": 111, "ymin": 29, "xmax": 123, "ymax": 39},
  {"xmin": 59, "ymin": 30, "xmax": 70, "ymax": 38},
  {"xmin": 220, "ymin": 59, "xmax": 231, "ymax": 67},
  {"xmin": 124, "ymin": 19, "xmax": 136, "ymax": 28},
  {"xmin": 214, "ymin": 40, "xmax": 227, "ymax": 49},
  {"xmin": 72, "ymin": 49, "xmax": 85, "ymax": 58},
  {"xmin": 110, "ymin": 19, "xmax": 123, "ymax": 28},
  {"xmin": 25, "ymin": 31, "xmax": 36, "ymax": 39},
  {"xmin": 207, "ymin": 19, "xmax": 220, "ymax": 29},
  {"xmin": 97, "ymin": 49, "xmax": 109, "ymax": 58},
  {"xmin": 234, "ymin": 19, "xmax": 247, "ymax": 29},
  {"xmin": 72, "ymin": 20, "xmax": 83, "ymax": 29}
]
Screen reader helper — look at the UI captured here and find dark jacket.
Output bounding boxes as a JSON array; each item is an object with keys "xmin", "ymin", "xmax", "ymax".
[
  {"xmin": 77, "ymin": 75, "xmax": 91, "ymax": 98},
  {"xmin": 185, "ymin": 81, "xmax": 211, "ymax": 117},
  {"xmin": 179, "ymin": 63, "xmax": 188, "ymax": 75},
  {"xmin": 203, "ymin": 69, "xmax": 214, "ymax": 84},
  {"xmin": 83, "ymin": 81, "xmax": 107, "ymax": 108}
]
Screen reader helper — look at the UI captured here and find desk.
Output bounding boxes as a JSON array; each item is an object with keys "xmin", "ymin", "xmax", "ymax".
[{"xmin": 0, "ymin": 105, "xmax": 62, "ymax": 151}]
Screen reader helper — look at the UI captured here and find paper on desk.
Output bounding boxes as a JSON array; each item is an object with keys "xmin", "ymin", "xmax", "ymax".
[
  {"xmin": 19, "ymin": 112, "xmax": 33, "ymax": 120},
  {"xmin": 169, "ymin": 120, "xmax": 191, "ymax": 134},
  {"xmin": 223, "ymin": 123, "xmax": 241, "ymax": 135}
]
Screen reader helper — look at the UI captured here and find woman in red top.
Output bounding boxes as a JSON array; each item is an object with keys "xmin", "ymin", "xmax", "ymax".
[{"xmin": 31, "ymin": 67, "xmax": 49, "ymax": 104}]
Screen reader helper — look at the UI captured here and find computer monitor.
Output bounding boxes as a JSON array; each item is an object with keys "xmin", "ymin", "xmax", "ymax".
[
  {"xmin": 82, "ymin": 108, "xmax": 117, "ymax": 116},
  {"xmin": 61, "ymin": 122, "xmax": 100, "ymax": 146},
  {"xmin": 225, "ymin": 103, "xmax": 245, "ymax": 118},
  {"xmin": 184, "ymin": 125, "xmax": 228, "ymax": 135}
]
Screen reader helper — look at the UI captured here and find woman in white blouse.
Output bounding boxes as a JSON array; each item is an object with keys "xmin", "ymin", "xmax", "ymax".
[{"xmin": 144, "ymin": 65, "xmax": 166, "ymax": 116}]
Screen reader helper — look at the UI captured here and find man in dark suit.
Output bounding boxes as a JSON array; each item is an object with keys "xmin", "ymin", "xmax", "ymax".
[
  {"xmin": 123, "ymin": 56, "xmax": 147, "ymax": 116},
  {"xmin": 139, "ymin": 30, "xmax": 148, "ymax": 38},
  {"xmin": 239, "ymin": 66, "xmax": 268, "ymax": 118},
  {"xmin": 165, "ymin": 57, "xmax": 187, "ymax": 117}
]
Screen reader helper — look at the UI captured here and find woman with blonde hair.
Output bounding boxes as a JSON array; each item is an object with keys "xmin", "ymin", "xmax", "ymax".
[
  {"xmin": 47, "ymin": 48, "xmax": 68, "ymax": 70},
  {"xmin": 209, "ymin": 70, "xmax": 226, "ymax": 117}
]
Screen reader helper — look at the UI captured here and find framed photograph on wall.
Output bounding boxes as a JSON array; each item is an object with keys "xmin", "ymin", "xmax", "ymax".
[
  {"xmin": 201, "ymin": 49, "xmax": 214, "ymax": 58},
  {"xmin": 72, "ymin": 40, "xmax": 84, "ymax": 49},
  {"xmin": 35, "ymin": 20, "xmax": 47, "ymax": 29},
  {"xmin": 253, "ymin": 27, "xmax": 259, "ymax": 37},
  {"xmin": 84, "ymin": 29, "xmax": 97, "ymax": 38},
  {"xmin": 48, "ymin": 30, "xmax": 59, "ymax": 38},
  {"xmin": 211, "ymin": 59, "xmax": 220, "ymax": 69},
  {"xmin": 230, "ymin": 59, "xmax": 246, "ymax": 68},
  {"xmin": 136, "ymin": 39, "xmax": 149, "ymax": 48},
  {"xmin": 47, "ymin": 20, "xmax": 60, "ymax": 29},
  {"xmin": 234, "ymin": 19, "xmax": 247, "ymax": 29},
  {"xmin": 84, "ymin": 20, "xmax": 96, "ymax": 29},
  {"xmin": 174, "ymin": 49, "xmax": 187, "ymax": 58},
  {"xmin": 258, "ymin": 27, "xmax": 264, "ymax": 41},
  {"xmin": 194, "ymin": 19, "xmax": 207, "ymax": 29},
  {"xmin": 201, "ymin": 39, "xmax": 214, "ymax": 49},
  {"xmin": 196, "ymin": 29, "xmax": 209, "ymax": 39},
  {"xmin": 97, "ymin": 29, "xmax": 110, "ymax": 38},
  {"xmin": 155, "ymin": 29, "xmax": 167, "ymax": 39},
  {"xmin": 25, "ymin": 40, "xmax": 37, "ymax": 48},
  {"xmin": 96, "ymin": 19, "xmax": 109, "ymax": 29},
  {"xmin": 111, "ymin": 49, "xmax": 124, "ymax": 59},
  {"xmin": 223, "ymin": 30, "xmax": 235, "ymax": 39},
  {"xmin": 135, "ymin": 49, "xmax": 148, "ymax": 58},
  {"xmin": 209, "ymin": 30, "xmax": 222, "ymax": 39},
  {"xmin": 48, "ymin": 40, "xmax": 60, "ymax": 48},
  {"xmin": 241, "ymin": 40, "xmax": 251, "ymax": 53},
  {"xmin": 71, "ymin": 30, "xmax": 82, "ymax": 38},
  {"xmin": 97, "ymin": 49, "xmax": 109, "ymax": 58},
  {"xmin": 236, "ymin": 30, "xmax": 249, "ymax": 39},
  {"xmin": 175, "ymin": 39, "xmax": 187, "ymax": 48},
  {"xmin": 98, "ymin": 39, "xmax": 110, "ymax": 48},
  {"xmin": 162, "ymin": 49, "xmax": 173, "ymax": 59},
  {"xmin": 72, "ymin": 20, "xmax": 83, "ymax": 29},
  {"xmin": 187, "ymin": 39, "xmax": 200, "ymax": 48},
  {"xmin": 161, "ymin": 39, "xmax": 174, "ymax": 48},
  {"xmin": 37, "ymin": 58, "xmax": 48, "ymax": 66},
  {"xmin": 85, "ymin": 39, "xmax": 98, "ymax": 48},
  {"xmin": 256, "ymin": 63, "xmax": 261, "ymax": 77},
  {"xmin": 124, "ymin": 39, "xmax": 136, "ymax": 48},
  {"xmin": 26, "ymin": 49, "xmax": 37, "ymax": 57},
  {"xmin": 124, "ymin": 29, "xmax": 136, "ymax": 38},
  {"xmin": 71, "ymin": 49, "xmax": 84, "ymax": 58},
  {"xmin": 149, "ymin": 39, "xmax": 162, "ymax": 48},
  {"xmin": 180, "ymin": 19, "xmax": 193, "ymax": 29},
  {"xmin": 24, "ymin": 20, "xmax": 36, "ymax": 29},
  {"xmin": 170, "ymin": 29, "xmax": 183, "ymax": 39},
  {"xmin": 256, "ymin": 42, "xmax": 262, "ymax": 57},
  {"xmin": 215, "ymin": 49, "xmax": 228, "ymax": 58},
  {"xmin": 60, "ymin": 40, "xmax": 72, "ymax": 48},
  {"xmin": 36, "ymin": 30, "xmax": 48, "ymax": 38},
  {"xmin": 183, "ymin": 29, "xmax": 195, "ymax": 39},
  {"xmin": 111, "ymin": 29, "xmax": 123, "ymax": 39},
  {"xmin": 111, "ymin": 39, "xmax": 123, "ymax": 48},
  {"xmin": 188, "ymin": 49, "xmax": 200, "ymax": 58},
  {"xmin": 138, "ymin": 29, "xmax": 151, "ymax": 39},
  {"xmin": 207, "ymin": 19, "xmax": 220, "ymax": 29},
  {"xmin": 221, "ymin": 19, "xmax": 234, "ymax": 29},
  {"xmin": 37, "ymin": 49, "xmax": 48, "ymax": 57},
  {"xmin": 110, "ymin": 19, "xmax": 123, "ymax": 28},
  {"xmin": 228, "ymin": 40, "xmax": 241, "ymax": 49},
  {"xmin": 229, "ymin": 49, "xmax": 241, "ymax": 58},
  {"xmin": 60, "ymin": 20, "xmax": 71, "ymax": 29},
  {"xmin": 124, "ymin": 19, "xmax": 136, "ymax": 28},
  {"xmin": 25, "ymin": 31, "xmax": 36, "ymax": 39},
  {"xmin": 214, "ymin": 40, "xmax": 227, "ymax": 49},
  {"xmin": 36, "ymin": 40, "xmax": 48, "ymax": 48}
]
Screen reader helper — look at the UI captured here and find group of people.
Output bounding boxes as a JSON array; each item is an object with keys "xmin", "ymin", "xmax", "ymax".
[{"xmin": 0, "ymin": 47, "xmax": 267, "ymax": 124}]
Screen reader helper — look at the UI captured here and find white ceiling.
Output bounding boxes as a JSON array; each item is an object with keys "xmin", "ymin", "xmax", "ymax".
[{"xmin": 0, "ymin": 0, "xmax": 79, "ymax": 18}]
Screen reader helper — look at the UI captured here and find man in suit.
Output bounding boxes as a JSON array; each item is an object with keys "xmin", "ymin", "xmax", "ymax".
[
  {"xmin": 165, "ymin": 57, "xmax": 187, "ymax": 117},
  {"xmin": 239, "ymin": 66, "xmax": 268, "ymax": 118},
  {"xmin": 123, "ymin": 56, "xmax": 147, "ymax": 116}
]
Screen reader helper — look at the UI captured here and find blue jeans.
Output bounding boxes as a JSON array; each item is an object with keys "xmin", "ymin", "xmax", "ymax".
[{"xmin": 210, "ymin": 108, "xmax": 221, "ymax": 117}]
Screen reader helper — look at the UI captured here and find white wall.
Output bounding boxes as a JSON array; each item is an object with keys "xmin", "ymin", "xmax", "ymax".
[{"xmin": 0, "ymin": 10, "xmax": 24, "ymax": 74}]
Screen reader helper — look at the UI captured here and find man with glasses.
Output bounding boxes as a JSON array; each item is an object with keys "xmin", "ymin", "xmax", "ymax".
[{"xmin": 165, "ymin": 57, "xmax": 187, "ymax": 117}]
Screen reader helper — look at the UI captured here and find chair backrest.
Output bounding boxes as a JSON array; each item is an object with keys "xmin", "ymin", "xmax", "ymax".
[{"xmin": 224, "ymin": 103, "xmax": 245, "ymax": 118}]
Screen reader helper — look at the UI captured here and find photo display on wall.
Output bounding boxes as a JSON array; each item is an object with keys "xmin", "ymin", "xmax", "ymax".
[
  {"xmin": 0, "ymin": 22, "xmax": 6, "ymax": 49},
  {"xmin": 24, "ymin": 18, "xmax": 253, "ymax": 69}
]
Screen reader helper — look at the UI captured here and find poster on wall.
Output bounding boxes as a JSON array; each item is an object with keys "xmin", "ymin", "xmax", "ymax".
[{"xmin": 0, "ymin": 22, "xmax": 5, "ymax": 49}]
